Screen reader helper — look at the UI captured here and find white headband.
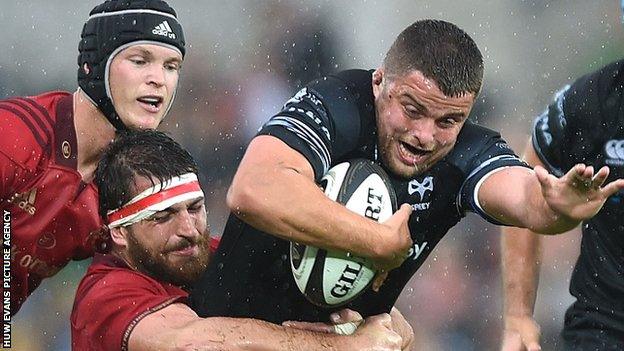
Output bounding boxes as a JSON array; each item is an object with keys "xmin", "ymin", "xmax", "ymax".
[{"xmin": 107, "ymin": 173, "xmax": 204, "ymax": 229}]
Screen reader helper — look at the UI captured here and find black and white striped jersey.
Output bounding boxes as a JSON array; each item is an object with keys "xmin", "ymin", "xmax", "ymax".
[{"xmin": 190, "ymin": 69, "xmax": 528, "ymax": 323}]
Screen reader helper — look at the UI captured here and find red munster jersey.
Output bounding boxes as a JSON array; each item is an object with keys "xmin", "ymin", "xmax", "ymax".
[
  {"xmin": 0, "ymin": 91, "xmax": 103, "ymax": 315},
  {"xmin": 71, "ymin": 254, "xmax": 188, "ymax": 351}
]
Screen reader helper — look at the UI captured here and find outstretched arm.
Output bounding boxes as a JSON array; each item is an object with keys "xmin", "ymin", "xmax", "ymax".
[
  {"xmin": 227, "ymin": 135, "xmax": 413, "ymax": 270},
  {"xmin": 477, "ymin": 139, "xmax": 624, "ymax": 234},
  {"xmin": 128, "ymin": 302, "xmax": 402, "ymax": 351}
]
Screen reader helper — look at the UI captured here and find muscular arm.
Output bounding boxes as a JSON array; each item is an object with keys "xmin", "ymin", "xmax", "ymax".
[
  {"xmin": 477, "ymin": 139, "xmax": 624, "ymax": 234},
  {"xmin": 227, "ymin": 135, "xmax": 412, "ymax": 265},
  {"xmin": 128, "ymin": 302, "xmax": 399, "ymax": 351}
]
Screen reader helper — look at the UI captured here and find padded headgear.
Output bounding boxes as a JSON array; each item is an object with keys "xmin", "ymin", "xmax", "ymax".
[{"xmin": 78, "ymin": 0, "xmax": 185, "ymax": 130}]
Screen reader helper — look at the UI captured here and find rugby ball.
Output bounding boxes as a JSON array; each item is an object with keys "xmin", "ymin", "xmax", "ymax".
[{"xmin": 290, "ymin": 159, "xmax": 397, "ymax": 307}]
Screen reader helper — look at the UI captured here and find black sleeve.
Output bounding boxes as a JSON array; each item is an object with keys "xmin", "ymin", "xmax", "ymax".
[
  {"xmin": 256, "ymin": 70, "xmax": 373, "ymax": 181},
  {"xmin": 533, "ymin": 59, "xmax": 624, "ymax": 175},
  {"xmin": 453, "ymin": 123, "xmax": 530, "ymax": 225}
]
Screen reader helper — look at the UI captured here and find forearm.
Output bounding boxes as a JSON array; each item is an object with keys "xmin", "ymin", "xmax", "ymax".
[
  {"xmin": 178, "ymin": 317, "xmax": 354, "ymax": 351},
  {"xmin": 228, "ymin": 161, "xmax": 387, "ymax": 259},
  {"xmin": 520, "ymin": 175, "xmax": 580, "ymax": 234},
  {"xmin": 227, "ymin": 136, "xmax": 393, "ymax": 260},
  {"xmin": 501, "ymin": 225, "xmax": 541, "ymax": 320},
  {"xmin": 130, "ymin": 304, "xmax": 362, "ymax": 351},
  {"xmin": 480, "ymin": 167, "xmax": 579, "ymax": 234}
]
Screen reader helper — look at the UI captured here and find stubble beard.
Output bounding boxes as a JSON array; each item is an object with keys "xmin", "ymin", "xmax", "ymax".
[{"xmin": 126, "ymin": 231, "xmax": 211, "ymax": 289}]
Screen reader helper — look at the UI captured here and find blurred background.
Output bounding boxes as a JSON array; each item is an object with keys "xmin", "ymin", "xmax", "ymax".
[{"xmin": 2, "ymin": 0, "xmax": 622, "ymax": 349}]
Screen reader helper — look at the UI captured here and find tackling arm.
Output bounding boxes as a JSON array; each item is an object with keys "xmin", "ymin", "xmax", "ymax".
[
  {"xmin": 227, "ymin": 135, "xmax": 412, "ymax": 269},
  {"xmin": 128, "ymin": 302, "xmax": 402, "ymax": 351}
]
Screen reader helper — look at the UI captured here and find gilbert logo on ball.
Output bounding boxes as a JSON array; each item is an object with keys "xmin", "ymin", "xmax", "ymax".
[{"xmin": 290, "ymin": 159, "xmax": 397, "ymax": 307}]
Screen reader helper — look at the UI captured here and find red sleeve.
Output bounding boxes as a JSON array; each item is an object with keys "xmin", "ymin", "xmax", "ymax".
[{"xmin": 71, "ymin": 270, "xmax": 187, "ymax": 351}]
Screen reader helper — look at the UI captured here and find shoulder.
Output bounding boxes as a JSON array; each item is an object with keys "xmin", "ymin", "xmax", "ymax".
[
  {"xmin": 73, "ymin": 258, "xmax": 185, "ymax": 316},
  {"xmin": 450, "ymin": 122, "xmax": 508, "ymax": 160},
  {"xmin": 302, "ymin": 69, "xmax": 375, "ymax": 121},
  {"xmin": 532, "ymin": 60, "xmax": 624, "ymax": 171},
  {"xmin": 561, "ymin": 59, "xmax": 623, "ymax": 128},
  {"xmin": 78, "ymin": 264, "xmax": 165, "ymax": 299},
  {"xmin": 0, "ymin": 91, "xmax": 70, "ymax": 169},
  {"xmin": 447, "ymin": 122, "xmax": 523, "ymax": 176},
  {"xmin": 72, "ymin": 255, "xmax": 186, "ymax": 351}
]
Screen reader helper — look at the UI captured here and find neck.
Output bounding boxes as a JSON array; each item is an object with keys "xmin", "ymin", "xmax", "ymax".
[
  {"xmin": 111, "ymin": 246, "xmax": 138, "ymax": 270},
  {"xmin": 73, "ymin": 89, "xmax": 117, "ymax": 182}
]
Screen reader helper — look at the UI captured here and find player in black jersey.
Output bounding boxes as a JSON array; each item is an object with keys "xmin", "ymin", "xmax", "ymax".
[
  {"xmin": 501, "ymin": 59, "xmax": 624, "ymax": 351},
  {"xmin": 190, "ymin": 20, "xmax": 624, "ymax": 346}
]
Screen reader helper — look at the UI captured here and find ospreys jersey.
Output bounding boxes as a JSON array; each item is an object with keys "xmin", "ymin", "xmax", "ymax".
[
  {"xmin": 533, "ymin": 59, "xmax": 624, "ymax": 343},
  {"xmin": 190, "ymin": 69, "xmax": 527, "ymax": 323}
]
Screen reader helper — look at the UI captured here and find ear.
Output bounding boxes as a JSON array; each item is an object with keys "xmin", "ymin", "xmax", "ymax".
[
  {"xmin": 110, "ymin": 227, "xmax": 129, "ymax": 248},
  {"xmin": 372, "ymin": 68, "xmax": 384, "ymax": 99},
  {"xmin": 82, "ymin": 63, "xmax": 91, "ymax": 75}
]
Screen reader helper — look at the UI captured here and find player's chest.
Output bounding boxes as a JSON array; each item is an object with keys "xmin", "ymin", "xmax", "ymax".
[{"xmin": 391, "ymin": 167, "xmax": 463, "ymax": 244}]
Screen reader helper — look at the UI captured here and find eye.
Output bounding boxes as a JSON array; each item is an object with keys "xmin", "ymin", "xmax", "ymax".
[
  {"xmin": 129, "ymin": 57, "xmax": 147, "ymax": 66},
  {"xmin": 402, "ymin": 104, "xmax": 420, "ymax": 118},
  {"xmin": 188, "ymin": 204, "xmax": 203, "ymax": 213},
  {"xmin": 148, "ymin": 212, "xmax": 172, "ymax": 224},
  {"xmin": 439, "ymin": 118, "xmax": 459, "ymax": 128},
  {"xmin": 165, "ymin": 62, "xmax": 181, "ymax": 72}
]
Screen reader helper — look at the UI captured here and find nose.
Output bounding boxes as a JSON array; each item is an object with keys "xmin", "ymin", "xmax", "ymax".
[
  {"xmin": 408, "ymin": 118, "xmax": 436, "ymax": 149},
  {"xmin": 174, "ymin": 209, "xmax": 199, "ymax": 240},
  {"xmin": 146, "ymin": 63, "xmax": 166, "ymax": 87}
]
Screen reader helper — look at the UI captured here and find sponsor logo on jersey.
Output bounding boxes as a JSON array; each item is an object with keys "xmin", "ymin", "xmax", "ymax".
[
  {"xmin": 152, "ymin": 20, "xmax": 176, "ymax": 39},
  {"xmin": 7, "ymin": 188, "xmax": 37, "ymax": 215},
  {"xmin": 406, "ymin": 241, "xmax": 428, "ymax": 261},
  {"xmin": 11, "ymin": 244, "xmax": 62, "ymax": 278},
  {"xmin": 408, "ymin": 176, "xmax": 433, "ymax": 210},
  {"xmin": 553, "ymin": 85, "xmax": 569, "ymax": 129},
  {"xmin": 605, "ymin": 139, "xmax": 624, "ymax": 166}
]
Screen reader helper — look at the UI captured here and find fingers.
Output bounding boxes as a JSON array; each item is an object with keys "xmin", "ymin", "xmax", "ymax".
[
  {"xmin": 601, "ymin": 178, "xmax": 624, "ymax": 197},
  {"xmin": 526, "ymin": 341, "xmax": 542, "ymax": 351},
  {"xmin": 397, "ymin": 203, "xmax": 413, "ymax": 218},
  {"xmin": 331, "ymin": 309, "xmax": 363, "ymax": 324},
  {"xmin": 282, "ymin": 321, "xmax": 334, "ymax": 333},
  {"xmin": 365, "ymin": 312, "xmax": 393, "ymax": 329},
  {"xmin": 533, "ymin": 165, "xmax": 552, "ymax": 188},
  {"xmin": 500, "ymin": 330, "xmax": 523, "ymax": 351},
  {"xmin": 333, "ymin": 321, "xmax": 361, "ymax": 335},
  {"xmin": 372, "ymin": 270, "xmax": 388, "ymax": 292},
  {"xmin": 592, "ymin": 166, "xmax": 609, "ymax": 188}
]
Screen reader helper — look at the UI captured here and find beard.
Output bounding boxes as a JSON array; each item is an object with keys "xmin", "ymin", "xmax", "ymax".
[{"xmin": 126, "ymin": 230, "xmax": 211, "ymax": 290}]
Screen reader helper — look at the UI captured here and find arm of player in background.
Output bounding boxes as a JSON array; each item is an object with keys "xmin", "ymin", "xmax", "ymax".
[
  {"xmin": 127, "ymin": 302, "xmax": 403, "ymax": 351},
  {"xmin": 499, "ymin": 139, "xmax": 544, "ymax": 351},
  {"xmin": 227, "ymin": 135, "xmax": 413, "ymax": 271},
  {"xmin": 475, "ymin": 138, "xmax": 624, "ymax": 234}
]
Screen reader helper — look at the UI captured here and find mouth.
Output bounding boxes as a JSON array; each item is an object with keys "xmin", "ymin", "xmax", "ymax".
[
  {"xmin": 136, "ymin": 95, "xmax": 164, "ymax": 113},
  {"xmin": 397, "ymin": 141, "xmax": 432, "ymax": 165},
  {"xmin": 167, "ymin": 243, "xmax": 199, "ymax": 257}
]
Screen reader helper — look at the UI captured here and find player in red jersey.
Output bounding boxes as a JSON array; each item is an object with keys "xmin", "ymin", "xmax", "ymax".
[
  {"xmin": 0, "ymin": 0, "xmax": 186, "ymax": 316},
  {"xmin": 71, "ymin": 130, "xmax": 408, "ymax": 351}
]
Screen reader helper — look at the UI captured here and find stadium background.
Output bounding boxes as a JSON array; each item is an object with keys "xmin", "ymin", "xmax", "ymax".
[{"xmin": 1, "ymin": 1, "xmax": 622, "ymax": 349}]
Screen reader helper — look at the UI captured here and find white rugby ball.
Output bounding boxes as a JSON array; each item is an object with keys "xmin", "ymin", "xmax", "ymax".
[{"xmin": 290, "ymin": 159, "xmax": 397, "ymax": 307}]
